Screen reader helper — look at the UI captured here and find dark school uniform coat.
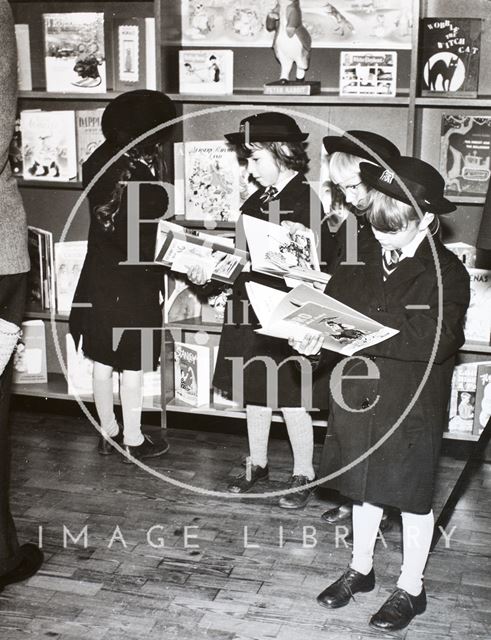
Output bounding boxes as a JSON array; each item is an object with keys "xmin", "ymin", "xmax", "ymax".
[
  {"xmin": 213, "ymin": 173, "xmax": 332, "ymax": 410},
  {"xmin": 69, "ymin": 142, "xmax": 168, "ymax": 371},
  {"xmin": 319, "ymin": 232, "xmax": 470, "ymax": 514}
]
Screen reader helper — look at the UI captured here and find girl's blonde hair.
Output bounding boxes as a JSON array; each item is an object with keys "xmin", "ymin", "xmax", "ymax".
[{"xmin": 327, "ymin": 152, "xmax": 363, "ymax": 185}]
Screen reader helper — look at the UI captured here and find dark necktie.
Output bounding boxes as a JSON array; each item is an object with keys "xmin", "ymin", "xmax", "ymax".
[
  {"xmin": 382, "ymin": 248, "xmax": 402, "ymax": 281},
  {"xmin": 260, "ymin": 186, "xmax": 278, "ymax": 205}
]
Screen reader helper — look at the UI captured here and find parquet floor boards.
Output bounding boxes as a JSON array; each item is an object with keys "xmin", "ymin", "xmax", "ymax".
[{"xmin": 0, "ymin": 409, "xmax": 489, "ymax": 639}]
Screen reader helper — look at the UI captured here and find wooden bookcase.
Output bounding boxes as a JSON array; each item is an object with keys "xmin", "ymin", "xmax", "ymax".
[{"xmin": 10, "ymin": 0, "xmax": 491, "ymax": 440}]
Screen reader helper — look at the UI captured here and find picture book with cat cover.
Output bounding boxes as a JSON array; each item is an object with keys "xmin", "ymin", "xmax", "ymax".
[{"xmin": 420, "ymin": 18, "xmax": 482, "ymax": 98}]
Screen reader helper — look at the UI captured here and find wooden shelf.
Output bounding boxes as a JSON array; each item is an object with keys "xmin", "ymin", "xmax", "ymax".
[
  {"xmin": 447, "ymin": 195, "xmax": 485, "ymax": 205},
  {"xmin": 13, "ymin": 373, "xmax": 161, "ymax": 410},
  {"xmin": 443, "ymin": 431, "xmax": 479, "ymax": 442},
  {"xmin": 166, "ymin": 319, "xmax": 223, "ymax": 333},
  {"xmin": 16, "ymin": 177, "xmax": 82, "ymax": 190},
  {"xmin": 18, "ymin": 91, "xmax": 121, "ymax": 101},
  {"xmin": 461, "ymin": 342, "xmax": 491, "ymax": 354},
  {"xmin": 416, "ymin": 96, "xmax": 491, "ymax": 108},
  {"xmin": 24, "ymin": 310, "xmax": 69, "ymax": 322},
  {"xmin": 166, "ymin": 90, "xmax": 410, "ymax": 106}
]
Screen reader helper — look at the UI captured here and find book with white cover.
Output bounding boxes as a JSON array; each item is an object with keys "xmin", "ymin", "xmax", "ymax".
[
  {"xmin": 179, "ymin": 49, "xmax": 233, "ymax": 94},
  {"xmin": 174, "ymin": 342, "xmax": 210, "ymax": 406},
  {"xmin": 15, "ymin": 24, "xmax": 32, "ymax": 91},
  {"xmin": 55, "ymin": 241, "xmax": 87, "ymax": 314},
  {"xmin": 13, "ymin": 321, "xmax": 47, "ymax": 385},
  {"xmin": 75, "ymin": 108, "xmax": 104, "ymax": 178},
  {"xmin": 245, "ymin": 282, "xmax": 399, "ymax": 356}
]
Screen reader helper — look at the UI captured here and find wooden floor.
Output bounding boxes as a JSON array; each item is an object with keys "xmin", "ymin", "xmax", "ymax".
[{"xmin": 1, "ymin": 409, "xmax": 490, "ymax": 640}]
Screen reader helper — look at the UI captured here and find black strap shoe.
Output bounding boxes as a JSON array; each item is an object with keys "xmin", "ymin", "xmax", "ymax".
[
  {"xmin": 98, "ymin": 431, "xmax": 123, "ymax": 456},
  {"xmin": 321, "ymin": 502, "xmax": 352, "ymax": 524},
  {"xmin": 370, "ymin": 587, "xmax": 426, "ymax": 631},
  {"xmin": 317, "ymin": 567, "xmax": 375, "ymax": 609},
  {"xmin": 0, "ymin": 544, "xmax": 44, "ymax": 592},
  {"xmin": 279, "ymin": 475, "xmax": 316, "ymax": 509},
  {"xmin": 227, "ymin": 463, "xmax": 269, "ymax": 493},
  {"xmin": 123, "ymin": 434, "xmax": 169, "ymax": 464}
]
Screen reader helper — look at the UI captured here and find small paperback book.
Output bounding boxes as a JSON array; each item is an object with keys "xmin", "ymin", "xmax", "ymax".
[
  {"xmin": 179, "ymin": 49, "xmax": 233, "ymax": 94},
  {"xmin": 447, "ymin": 361, "xmax": 481, "ymax": 434},
  {"xmin": 174, "ymin": 341, "xmax": 210, "ymax": 407},
  {"xmin": 420, "ymin": 18, "xmax": 482, "ymax": 97},
  {"xmin": 27, "ymin": 226, "xmax": 55, "ymax": 311},
  {"xmin": 464, "ymin": 268, "xmax": 491, "ymax": 344},
  {"xmin": 13, "ymin": 320, "xmax": 47, "ymax": 385},
  {"xmin": 43, "ymin": 12, "xmax": 106, "ymax": 92},
  {"xmin": 339, "ymin": 51, "xmax": 397, "ymax": 97},
  {"xmin": 241, "ymin": 214, "xmax": 330, "ymax": 286},
  {"xmin": 473, "ymin": 362, "xmax": 491, "ymax": 435},
  {"xmin": 75, "ymin": 108, "xmax": 105, "ymax": 179},
  {"xmin": 21, "ymin": 110, "xmax": 77, "ymax": 182},
  {"xmin": 112, "ymin": 17, "xmax": 156, "ymax": 91},
  {"xmin": 54, "ymin": 241, "xmax": 87, "ymax": 314},
  {"xmin": 15, "ymin": 24, "xmax": 32, "ymax": 91},
  {"xmin": 245, "ymin": 282, "xmax": 399, "ymax": 356},
  {"xmin": 155, "ymin": 221, "xmax": 248, "ymax": 286},
  {"xmin": 440, "ymin": 114, "xmax": 491, "ymax": 198}
]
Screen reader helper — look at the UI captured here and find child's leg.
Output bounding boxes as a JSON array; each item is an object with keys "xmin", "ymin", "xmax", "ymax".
[
  {"xmin": 246, "ymin": 404, "xmax": 272, "ymax": 467},
  {"xmin": 281, "ymin": 407, "xmax": 315, "ymax": 479},
  {"xmin": 398, "ymin": 510, "xmax": 433, "ymax": 596},
  {"xmin": 93, "ymin": 361, "xmax": 119, "ymax": 437},
  {"xmin": 120, "ymin": 369, "xmax": 144, "ymax": 447},
  {"xmin": 351, "ymin": 501, "xmax": 384, "ymax": 575}
]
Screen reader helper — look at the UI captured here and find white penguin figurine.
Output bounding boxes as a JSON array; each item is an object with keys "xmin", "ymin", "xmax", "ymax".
[{"xmin": 266, "ymin": 0, "xmax": 312, "ymax": 83}]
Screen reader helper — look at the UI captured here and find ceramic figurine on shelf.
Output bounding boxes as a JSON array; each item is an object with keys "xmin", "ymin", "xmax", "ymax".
[{"xmin": 266, "ymin": 0, "xmax": 312, "ymax": 84}]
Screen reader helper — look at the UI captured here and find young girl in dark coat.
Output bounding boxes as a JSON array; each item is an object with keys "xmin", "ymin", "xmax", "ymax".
[
  {"xmin": 292, "ymin": 156, "xmax": 470, "ymax": 631},
  {"xmin": 189, "ymin": 112, "xmax": 331, "ymax": 508},
  {"xmin": 70, "ymin": 90, "xmax": 176, "ymax": 462}
]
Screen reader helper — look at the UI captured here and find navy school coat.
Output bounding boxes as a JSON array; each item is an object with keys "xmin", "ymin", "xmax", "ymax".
[{"xmin": 319, "ymin": 232, "xmax": 470, "ymax": 513}]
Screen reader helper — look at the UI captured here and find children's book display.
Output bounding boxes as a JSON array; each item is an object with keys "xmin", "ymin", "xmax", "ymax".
[
  {"xmin": 174, "ymin": 341, "xmax": 210, "ymax": 406},
  {"xmin": 174, "ymin": 140, "xmax": 243, "ymax": 221},
  {"xmin": 181, "ymin": 0, "xmax": 412, "ymax": 50},
  {"xmin": 448, "ymin": 360, "xmax": 491, "ymax": 435},
  {"xmin": 179, "ymin": 49, "xmax": 233, "ymax": 94},
  {"xmin": 43, "ymin": 12, "xmax": 106, "ymax": 92},
  {"xmin": 21, "ymin": 110, "xmax": 77, "ymax": 182},
  {"xmin": 111, "ymin": 17, "xmax": 156, "ymax": 91},
  {"xmin": 14, "ymin": 24, "xmax": 32, "ymax": 91},
  {"xmin": 420, "ymin": 17, "xmax": 482, "ymax": 97},
  {"xmin": 75, "ymin": 108, "xmax": 105, "ymax": 179},
  {"xmin": 155, "ymin": 221, "xmax": 248, "ymax": 285},
  {"xmin": 440, "ymin": 115, "xmax": 491, "ymax": 198},
  {"xmin": 12, "ymin": 320, "xmax": 47, "ymax": 385},
  {"xmin": 464, "ymin": 268, "xmax": 491, "ymax": 345},
  {"xmin": 241, "ymin": 215, "xmax": 329, "ymax": 285},
  {"xmin": 245, "ymin": 281, "xmax": 398, "ymax": 356},
  {"xmin": 54, "ymin": 241, "xmax": 87, "ymax": 314},
  {"xmin": 339, "ymin": 50, "xmax": 397, "ymax": 97}
]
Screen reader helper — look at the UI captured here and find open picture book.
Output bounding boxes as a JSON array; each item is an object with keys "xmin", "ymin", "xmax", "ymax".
[
  {"xmin": 246, "ymin": 282, "xmax": 399, "ymax": 356},
  {"xmin": 240, "ymin": 214, "xmax": 330, "ymax": 286}
]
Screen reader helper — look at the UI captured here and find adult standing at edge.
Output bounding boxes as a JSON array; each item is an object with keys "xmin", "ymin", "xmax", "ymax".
[{"xmin": 0, "ymin": 0, "xmax": 44, "ymax": 592}]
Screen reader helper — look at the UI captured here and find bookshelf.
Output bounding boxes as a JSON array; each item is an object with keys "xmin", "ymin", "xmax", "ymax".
[{"xmin": 9, "ymin": 0, "xmax": 491, "ymax": 442}]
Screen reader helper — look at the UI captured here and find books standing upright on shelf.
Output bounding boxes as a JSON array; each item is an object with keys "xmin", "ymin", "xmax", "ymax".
[
  {"xmin": 420, "ymin": 18, "xmax": 482, "ymax": 97},
  {"xmin": 111, "ymin": 17, "xmax": 156, "ymax": 91},
  {"xmin": 339, "ymin": 51, "xmax": 397, "ymax": 97},
  {"xmin": 8, "ymin": 116, "xmax": 23, "ymax": 176},
  {"xmin": 473, "ymin": 363, "xmax": 491, "ymax": 435},
  {"xmin": 179, "ymin": 49, "xmax": 233, "ymax": 94},
  {"xmin": 245, "ymin": 282, "xmax": 399, "ymax": 356},
  {"xmin": 12, "ymin": 320, "xmax": 47, "ymax": 385},
  {"xmin": 27, "ymin": 227, "xmax": 55, "ymax": 311},
  {"xmin": 174, "ymin": 140, "xmax": 242, "ymax": 222},
  {"xmin": 15, "ymin": 24, "xmax": 32, "ymax": 91},
  {"xmin": 54, "ymin": 241, "xmax": 87, "ymax": 314},
  {"xmin": 440, "ymin": 114, "xmax": 491, "ymax": 198},
  {"xmin": 75, "ymin": 108, "xmax": 105, "ymax": 179},
  {"xmin": 464, "ymin": 268, "xmax": 491, "ymax": 345},
  {"xmin": 43, "ymin": 12, "xmax": 106, "ymax": 93},
  {"xmin": 21, "ymin": 110, "xmax": 78, "ymax": 182},
  {"xmin": 174, "ymin": 341, "xmax": 210, "ymax": 407},
  {"xmin": 448, "ymin": 361, "xmax": 480, "ymax": 434}
]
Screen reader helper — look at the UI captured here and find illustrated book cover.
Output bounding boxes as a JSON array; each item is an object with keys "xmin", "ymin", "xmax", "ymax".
[
  {"xmin": 111, "ymin": 17, "xmax": 156, "ymax": 91},
  {"xmin": 12, "ymin": 320, "xmax": 47, "ymax": 385},
  {"xmin": 54, "ymin": 241, "xmax": 87, "ymax": 314},
  {"xmin": 339, "ymin": 50, "xmax": 397, "ymax": 97},
  {"xmin": 75, "ymin": 108, "xmax": 105, "ymax": 179},
  {"xmin": 473, "ymin": 362, "xmax": 491, "ymax": 435},
  {"xmin": 179, "ymin": 49, "xmax": 233, "ymax": 94},
  {"xmin": 174, "ymin": 341, "xmax": 210, "ymax": 407}
]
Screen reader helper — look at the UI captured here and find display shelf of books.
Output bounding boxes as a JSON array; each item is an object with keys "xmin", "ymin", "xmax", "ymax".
[
  {"xmin": 167, "ymin": 91, "xmax": 411, "ymax": 106},
  {"xmin": 416, "ymin": 96, "xmax": 491, "ymax": 108}
]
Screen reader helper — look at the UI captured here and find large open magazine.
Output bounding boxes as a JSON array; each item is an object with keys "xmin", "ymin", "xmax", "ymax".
[
  {"xmin": 154, "ymin": 220, "xmax": 248, "ymax": 285},
  {"xmin": 241, "ymin": 215, "xmax": 330, "ymax": 285},
  {"xmin": 246, "ymin": 282, "xmax": 399, "ymax": 356}
]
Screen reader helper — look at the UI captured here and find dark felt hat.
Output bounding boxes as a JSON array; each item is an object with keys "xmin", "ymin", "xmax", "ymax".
[
  {"xmin": 360, "ymin": 156, "xmax": 456, "ymax": 214},
  {"xmin": 322, "ymin": 130, "xmax": 400, "ymax": 163},
  {"xmin": 101, "ymin": 90, "xmax": 177, "ymax": 147},
  {"xmin": 225, "ymin": 112, "xmax": 309, "ymax": 144}
]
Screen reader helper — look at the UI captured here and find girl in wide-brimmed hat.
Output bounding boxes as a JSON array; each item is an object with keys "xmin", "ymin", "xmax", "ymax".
[{"xmin": 70, "ymin": 90, "xmax": 176, "ymax": 463}]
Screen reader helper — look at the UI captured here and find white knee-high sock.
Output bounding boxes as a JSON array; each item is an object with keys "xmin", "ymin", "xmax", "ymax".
[
  {"xmin": 397, "ymin": 510, "xmax": 434, "ymax": 596},
  {"xmin": 350, "ymin": 502, "xmax": 384, "ymax": 575},
  {"xmin": 281, "ymin": 408, "xmax": 315, "ymax": 479},
  {"xmin": 120, "ymin": 369, "xmax": 144, "ymax": 447},
  {"xmin": 93, "ymin": 361, "xmax": 118, "ymax": 437},
  {"xmin": 246, "ymin": 404, "xmax": 272, "ymax": 468}
]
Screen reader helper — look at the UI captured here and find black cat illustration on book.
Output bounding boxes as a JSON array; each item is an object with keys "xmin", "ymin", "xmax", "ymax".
[{"xmin": 427, "ymin": 55, "xmax": 458, "ymax": 92}]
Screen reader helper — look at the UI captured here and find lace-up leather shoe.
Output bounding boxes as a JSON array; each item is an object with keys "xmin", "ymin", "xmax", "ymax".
[
  {"xmin": 227, "ymin": 464, "xmax": 269, "ymax": 493},
  {"xmin": 317, "ymin": 567, "xmax": 375, "ymax": 609},
  {"xmin": 279, "ymin": 475, "xmax": 316, "ymax": 509},
  {"xmin": 0, "ymin": 544, "xmax": 44, "ymax": 592},
  {"xmin": 123, "ymin": 434, "xmax": 169, "ymax": 464},
  {"xmin": 369, "ymin": 587, "xmax": 426, "ymax": 631},
  {"xmin": 98, "ymin": 431, "xmax": 124, "ymax": 456},
  {"xmin": 321, "ymin": 502, "xmax": 352, "ymax": 523}
]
